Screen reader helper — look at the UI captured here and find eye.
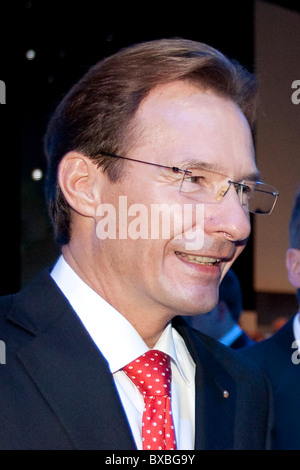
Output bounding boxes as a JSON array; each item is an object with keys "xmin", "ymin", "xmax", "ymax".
[
  {"xmin": 240, "ymin": 182, "xmax": 256, "ymax": 198},
  {"xmin": 184, "ymin": 169, "xmax": 211, "ymax": 186},
  {"xmin": 236, "ymin": 182, "xmax": 256, "ymax": 207},
  {"xmin": 242, "ymin": 184, "xmax": 252, "ymax": 194},
  {"xmin": 185, "ymin": 175, "xmax": 204, "ymax": 184},
  {"xmin": 181, "ymin": 172, "xmax": 208, "ymax": 195}
]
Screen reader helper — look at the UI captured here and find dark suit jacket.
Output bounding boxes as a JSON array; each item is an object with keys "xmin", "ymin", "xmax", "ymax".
[
  {"xmin": 0, "ymin": 268, "xmax": 273, "ymax": 450},
  {"xmin": 230, "ymin": 331, "xmax": 255, "ymax": 350},
  {"xmin": 242, "ymin": 316, "xmax": 300, "ymax": 450}
]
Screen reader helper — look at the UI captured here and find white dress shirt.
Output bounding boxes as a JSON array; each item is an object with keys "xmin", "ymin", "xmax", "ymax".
[{"xmin": 50, "ymin": 256, "xmax": 196, "ymax": 449}]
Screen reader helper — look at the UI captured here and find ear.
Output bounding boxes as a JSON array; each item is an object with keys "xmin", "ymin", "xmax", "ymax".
[
  {"xmin": 286, "ymin": 248, "xmax": 300, "ymax": 289},
  {"xmin": 58, "ymin": 152, "xmax": 100, "ymax": 217}
]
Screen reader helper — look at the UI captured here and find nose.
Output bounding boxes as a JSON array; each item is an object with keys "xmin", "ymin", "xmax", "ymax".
[{"xmin": 206, "ymin": 185, "xmax": 251, "ymax": 242}]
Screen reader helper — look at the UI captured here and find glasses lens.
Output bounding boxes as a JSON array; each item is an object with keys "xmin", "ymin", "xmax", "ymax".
[
  {"xmin": 180, "ymin": 168, "xmax": 222, "ymax": 203},
  {"xmin": 247, "ymin": 182, "xmax": 278, "ymax": 214},
  {"xmin": 180, "ymin": 169, "xmax": 278, "ymax": 215}
]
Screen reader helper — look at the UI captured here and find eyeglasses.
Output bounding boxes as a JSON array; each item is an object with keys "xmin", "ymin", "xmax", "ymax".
[{"xmin": 100, "ymin": 151, "xmax": 279, "ymax": 215}]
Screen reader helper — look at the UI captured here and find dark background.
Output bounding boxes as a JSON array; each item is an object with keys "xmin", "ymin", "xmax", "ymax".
[{"xmin": 1, "ymin": 0, "xmax": 299, "ymax": 312}]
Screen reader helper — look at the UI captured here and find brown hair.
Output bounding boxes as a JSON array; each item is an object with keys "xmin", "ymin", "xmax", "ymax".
[{"xmin": 44, "ymin": 37, "xmax": 258, "ymax": 245}]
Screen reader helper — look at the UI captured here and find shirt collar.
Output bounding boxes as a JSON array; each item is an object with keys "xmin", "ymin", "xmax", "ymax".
[{"xmin": 154, "ymin": 323, "xmax": 189, "ymax": 383}]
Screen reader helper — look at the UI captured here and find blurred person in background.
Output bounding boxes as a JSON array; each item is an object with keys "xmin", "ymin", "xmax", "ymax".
[{"xmin": 243, "ymin": 188, "xmax": 300, "ymax": 450}]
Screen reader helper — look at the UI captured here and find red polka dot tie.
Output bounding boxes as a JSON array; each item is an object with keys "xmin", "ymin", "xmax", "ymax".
[{"xmin": 123, "ymin": 350, "xmax": 177, "ymax": 450}]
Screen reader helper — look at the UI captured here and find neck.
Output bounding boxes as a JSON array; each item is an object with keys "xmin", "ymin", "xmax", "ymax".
[
  {"xmin": 61, "ymin": 245, "xmax": 172, "ymax": 348},
  {"xmin": 124, "ymin": 316, "xmax": 171, "ymax": 349}
]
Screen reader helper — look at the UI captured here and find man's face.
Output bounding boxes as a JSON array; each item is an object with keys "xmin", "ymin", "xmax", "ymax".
[{"xmin": 96, "ymin": 81, "xmax": 257, "ymax": 319}]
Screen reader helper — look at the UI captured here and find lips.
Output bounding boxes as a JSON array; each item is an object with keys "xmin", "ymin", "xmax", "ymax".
[{"xmin": 174, "ymin": 251, "xmax": 222, "ymax": 266}]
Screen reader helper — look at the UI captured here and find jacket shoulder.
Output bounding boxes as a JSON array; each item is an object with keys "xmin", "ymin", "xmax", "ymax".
[
  {"xmin": 241, "ymin": 317, "xmax": 295, "ymax": 362},
  {"xmin": 174, "ymin": 316, "xmax": 269, "ymax": 381},
  {"xmin": 0, "ymin": 293, "xmax": 14, "ymax": 313},
  {"xmin": 0, "ymin": 267, "xmax": 69, "ymax": 338}
]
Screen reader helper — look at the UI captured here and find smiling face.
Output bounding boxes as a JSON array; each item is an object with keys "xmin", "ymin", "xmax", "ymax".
[{"xmin": 79, "ymin": 81, "xmax": 257, "ymax": 335}]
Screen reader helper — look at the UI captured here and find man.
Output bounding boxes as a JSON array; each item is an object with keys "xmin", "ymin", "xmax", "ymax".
[
  {"xmin": 187, "ymin": 269, "xmax": 255, "ymax": 349},
  {"xmin": 243, "ymin": 189, "xmax": 300, "ymax": 450},
  {"xmin": 0, "ymin": 38, "xmax": 278, "ymax": 449}
]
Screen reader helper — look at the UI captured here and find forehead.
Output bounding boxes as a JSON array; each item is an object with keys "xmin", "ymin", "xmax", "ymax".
[{"xmin": 134, "ymin": 81, "xmax": 256, "ymax": 178}]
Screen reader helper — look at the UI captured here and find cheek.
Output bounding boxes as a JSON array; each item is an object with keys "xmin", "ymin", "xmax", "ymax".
[{"xmin": 119, "ymin": 238, "xmax": 165, "ymax": 276}]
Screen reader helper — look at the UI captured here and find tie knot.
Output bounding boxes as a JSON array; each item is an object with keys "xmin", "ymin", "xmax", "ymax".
[{"xmin": 123, "ymin": 350, "xmax": 172, "ymax": 397}]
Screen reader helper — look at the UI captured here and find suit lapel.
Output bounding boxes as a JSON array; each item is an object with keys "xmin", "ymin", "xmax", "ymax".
[
  {"xmin": 173, "ymin": 317, "xmax": 236, "ymax": 450},
  {"xmin": 8, "ymin": 270, "xmax": 136, "ymax": 450}
]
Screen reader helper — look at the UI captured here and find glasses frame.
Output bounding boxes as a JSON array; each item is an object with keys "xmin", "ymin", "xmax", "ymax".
[
  {"xmin": 100, "ymin": 151, "xmax": 279, "ymax": 214},
  {"xmin": 100, "ymin": 151, "xmax": 192, "ymax": 176}
]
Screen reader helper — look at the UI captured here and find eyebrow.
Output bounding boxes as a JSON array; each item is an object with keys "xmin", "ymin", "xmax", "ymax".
[{"xmin": 180, "ymin": 158, "xmax": 261, "ymax": 182}]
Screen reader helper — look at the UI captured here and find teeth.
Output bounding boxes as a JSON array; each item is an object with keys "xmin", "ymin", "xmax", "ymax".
[{"xmin": 175, "ymin": 251, "xmax": 221, "ymax": 265}]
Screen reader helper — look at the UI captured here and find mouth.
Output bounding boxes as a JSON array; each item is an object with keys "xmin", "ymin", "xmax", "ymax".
[{"xmin": 174, "ymin": 251, "xmax": 222, "ymax": 266}]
